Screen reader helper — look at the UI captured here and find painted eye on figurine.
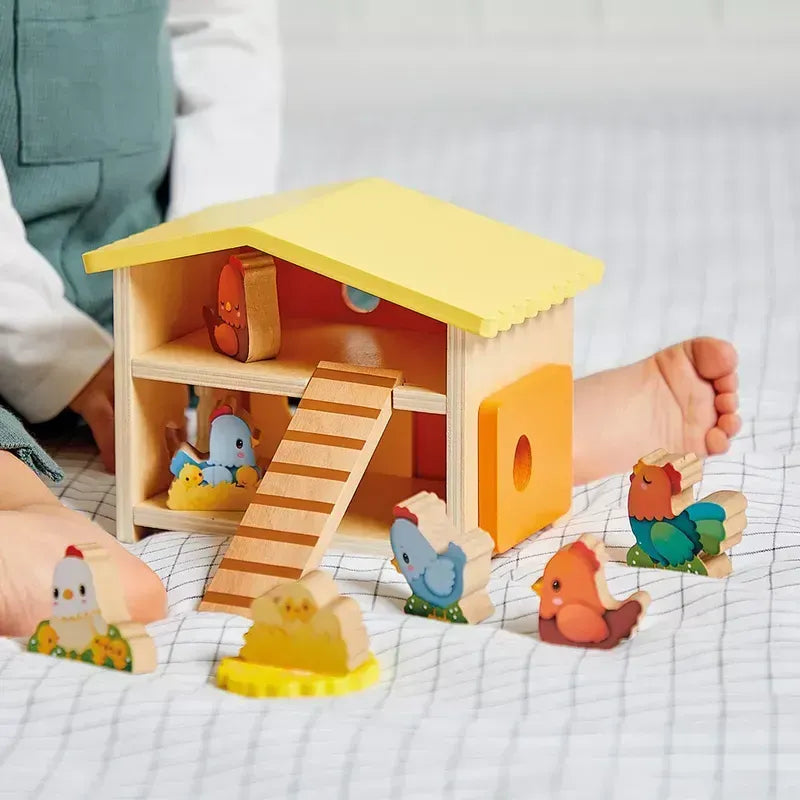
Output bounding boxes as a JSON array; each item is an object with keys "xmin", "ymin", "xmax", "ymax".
[
  {"xmin": 236, "ymin": 438, "xmax": 244, "ymax": 449},
  {"xmin": 402, "ymin": 552, "xmax": 410, "ymax": 564},
  {"xmin": 53, "ymin": 587, "xmax": 59, "ymax": 599},
  {"xmin": 551, "ymin": 579, "xmax": 561, "ymax": 592},
  {"xmin": 642, "ymin": 476, "xmax": 652, "ymax": 485},
  {"xmin": 79, "ymin": 585, "xmax": 86, "ymax": 596}
]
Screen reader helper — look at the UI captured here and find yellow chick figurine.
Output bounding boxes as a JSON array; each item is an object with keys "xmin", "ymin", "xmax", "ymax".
[
  {"xmin": 235, "ymin": 464, "xmax": 260, "ymax": 488},
  {"xmin": 178, "ymin": 463, "xmax": 204, "ymax": 488}
]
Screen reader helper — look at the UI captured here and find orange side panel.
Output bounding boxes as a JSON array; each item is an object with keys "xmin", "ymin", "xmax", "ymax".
[{"xmin": 478, "ymin": 364, "xmax": 573, "ymax": 554}]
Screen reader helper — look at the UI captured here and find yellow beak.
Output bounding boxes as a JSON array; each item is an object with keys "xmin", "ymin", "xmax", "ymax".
[
  {"xmin": 531, "ymin": 577, "xmax": 543, "ymax": 596},
  {"xmin": 225, "ymin": 301, "xmax": 232, "ymax": 312},
  {"xmin": 63, "ymin": 588, "xmax": 74, "ymax": 600},
  {"xmin": 390, "ymin": 557, "xmax": 400, "ymax": 572}
]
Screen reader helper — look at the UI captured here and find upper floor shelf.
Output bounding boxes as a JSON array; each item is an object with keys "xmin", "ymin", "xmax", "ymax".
[{"xmin": 131, "ymin": 317, "xmax": 447, "ymax": 414}]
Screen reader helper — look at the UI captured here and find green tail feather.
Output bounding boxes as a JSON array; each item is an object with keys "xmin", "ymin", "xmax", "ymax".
[{"xmin": 696, "ymin": 519, "xmax": 726, "ymax": 556}]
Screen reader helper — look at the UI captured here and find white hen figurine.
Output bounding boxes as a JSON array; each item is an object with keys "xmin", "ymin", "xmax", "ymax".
[{"xmin": 49, "ymin": 545, "xmax": 107, "ymax": 653}]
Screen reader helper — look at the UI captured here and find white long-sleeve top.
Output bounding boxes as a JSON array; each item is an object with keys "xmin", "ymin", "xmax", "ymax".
[{"xmin": 0, "ymin": 0, "xmax": 282, "ymax": 422}]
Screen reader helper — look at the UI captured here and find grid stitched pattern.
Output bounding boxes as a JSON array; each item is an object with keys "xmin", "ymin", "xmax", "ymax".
[{"xmin": 2, "ymin": 113, "xmax": 800, "ymax": 798}]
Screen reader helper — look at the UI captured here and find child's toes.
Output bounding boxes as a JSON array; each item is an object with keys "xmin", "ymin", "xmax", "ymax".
[
  {"xmin": 121, "ymin": 556, "xmax": 167, "ymax": 624},
  {"xmin": 714, "ymin": 373, "xmax": 738, "ymax": 394},
  {"xmin": 706, "ymin": 426, "xmax": 731, "ymax": 454},
  {"xmin": 715, "ymin": 392, "xmax": 738, "ymax": 415},
  {"xmin": 690, "ymin": 338, "xmax": 738, "ymax": 381},
  {"xmin": 718, "ymin": 413, "xmax": 742, "ymax": 438}
]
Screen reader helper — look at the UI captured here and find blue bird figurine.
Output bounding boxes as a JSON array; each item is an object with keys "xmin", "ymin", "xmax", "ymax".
[{"xmin": 390, "ymin": 508, "xmax": 468, "ymax": 622}]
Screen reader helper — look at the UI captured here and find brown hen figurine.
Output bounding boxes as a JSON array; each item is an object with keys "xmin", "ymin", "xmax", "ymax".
[{"xmin": 532, "ymin": 535, "xmax": 649, "ymax": 649}]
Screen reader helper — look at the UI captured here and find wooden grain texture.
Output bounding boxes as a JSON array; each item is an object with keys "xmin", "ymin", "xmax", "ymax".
[
  {"xmin": 133, "ymin": 471, "xmax": 444, "ymax": 554},
  {"xmin": 115, "ymin": 271, "xmax": 191, "ymax": 543},
  {"xmin": 199, "ymin": 361, "xmax": 403, "ymax": 615},
  {"xmin": 630, "ymin": 450, "xmax": 748, "ymax": 577},
  {"xmin": 204, "ymin": 249, "xmax": 281, "ymax": 363},
  {"xmin": 80, "ymin": 544, "xmax": 157, "ymax": 673},
  {"xmin": 240, "ymin": 570, "xmax": 371, "ymax": 675},
  {"xmin": 447, "ymin": 300, "xmax": 574, "ymax": 533},
  {"xmin": 533, "ymin": 534, "xmax": 650, "ymax": 650},
  {"xmin": 131, "ymin": 319, "xmax": 445, "ymax": 413},
  {"xmin": 392, "ymin": 491, "xmax": 494, "ymax": 624},
  {"xmin": 115, "ymin": 251, "xmax": 242, "ymax": 542},
  {"xmin": 239, "ymin": 251, "xmax": 281, "ymax": 361},
  {"xmin": 28, "ymin": 543, "xmax": 157, "ymax": 673}
]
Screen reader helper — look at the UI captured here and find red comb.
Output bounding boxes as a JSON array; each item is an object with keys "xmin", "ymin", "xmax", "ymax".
[
  {"xmin": 65, "ymin": 545, "xmax": 83, "ymax": 559},
  {"xmin": 209, "ymin": 404, "xmax": 234, "ymax": 425},
  {"xmin": 569, "ymin": 540, "xmax": 600, "ymax": 571},
  {"xmin": 663, "ymin": 463, "xmax": 683, "ymax": 494},
  {"xmin": 392, "ymin": 505, "xmax": 419, "ymax": 525},
  {"xmin": 227, "ymin": 255, "xmax": 245, "ymax": 276}
]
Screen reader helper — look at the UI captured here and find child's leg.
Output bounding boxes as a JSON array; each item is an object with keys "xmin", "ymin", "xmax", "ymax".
[
  {"xmin": 574, "ymin": 337, "xmax": 741, "ymax": 485},
  {"xmin": 0, "ymin": 452, "xmax": 166, "ymax": 637}
]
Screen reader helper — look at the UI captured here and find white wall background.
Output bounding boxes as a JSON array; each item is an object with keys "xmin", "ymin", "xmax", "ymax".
[
  {"xmin": 280, "ymin": 1, "xmax": 800, "ymax": 113},
  {"xmin": 275, "ymin": 1, "xmax": 800, "ymax": 402}
]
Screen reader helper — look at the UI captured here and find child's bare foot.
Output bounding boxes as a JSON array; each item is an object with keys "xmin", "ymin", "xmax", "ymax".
[
  {"xmin": 0, "ymin": 504, "xmax": 166, "ymax": 637},
  {"xmin": 574, "ymin": 338, "xmax": 741, "ymax": 485}
]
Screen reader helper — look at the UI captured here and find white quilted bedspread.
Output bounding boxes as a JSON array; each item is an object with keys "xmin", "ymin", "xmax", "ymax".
[{"xmin": 2, "ymin": 109, "xmax": 800, "ymax": 799}]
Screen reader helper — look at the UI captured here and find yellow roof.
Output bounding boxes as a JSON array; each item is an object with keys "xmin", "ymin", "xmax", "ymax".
[{"xmin": 83, "ymin": 178, "xmax": 603, "ymax": 337}]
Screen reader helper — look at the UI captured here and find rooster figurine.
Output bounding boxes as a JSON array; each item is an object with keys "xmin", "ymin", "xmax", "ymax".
[
  {"xmin": 627, "ymin": 449, "xmax": 748, "ymax": 577},
  {"xmin": 532, "ymin": 535, "xmax": 649, "ymax": 649}
]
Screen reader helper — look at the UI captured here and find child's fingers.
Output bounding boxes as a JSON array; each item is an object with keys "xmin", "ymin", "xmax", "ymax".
[
  {"xmin": 69, "ymin": 357, "xmax": 116, "ymax": 473},
  {"xmin": 83, "ymin": 398, "xmax": 116, "ymax": 474},
  {"xmin": 0, "ymin": 452, "xmax": 61, "ymax": 510}
]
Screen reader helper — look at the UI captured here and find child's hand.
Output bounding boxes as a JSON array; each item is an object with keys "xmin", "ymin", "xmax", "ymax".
[
  {"xmin": 69, "ymin": 357, "xmax": 115, "ymax": 473},
  {"xmin": 0, "ymin": 453, "xmax": 166, "ymax": 636}
]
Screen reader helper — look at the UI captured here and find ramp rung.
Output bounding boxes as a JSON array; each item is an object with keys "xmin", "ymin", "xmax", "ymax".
[{"xmin": 199, "ymin": 360, "xmax": 403, "ymax": 616}]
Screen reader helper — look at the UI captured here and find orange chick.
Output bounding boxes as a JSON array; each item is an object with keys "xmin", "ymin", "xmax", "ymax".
[{"xmin": 531, "ymin": 535, "xmax": 650, "ymax": 649}]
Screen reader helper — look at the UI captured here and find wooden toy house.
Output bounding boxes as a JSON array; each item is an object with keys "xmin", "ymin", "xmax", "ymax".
[{"xmin": 84, "ymin": 178, "xmax": 602, "ymax": 613}]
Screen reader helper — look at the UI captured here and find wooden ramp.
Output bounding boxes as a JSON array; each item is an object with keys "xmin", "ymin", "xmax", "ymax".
[{"xmin": 199, "ymin": 361, "xmax": 402, "ymax": 615}]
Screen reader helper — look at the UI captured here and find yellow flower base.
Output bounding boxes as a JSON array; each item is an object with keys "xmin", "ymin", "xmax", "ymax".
[{"xmin": 216, "ymin": 654, "xmax": 380, "ymax": 698}]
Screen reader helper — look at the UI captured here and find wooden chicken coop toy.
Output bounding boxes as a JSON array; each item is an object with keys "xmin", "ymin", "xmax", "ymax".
[{"xmin": 83, "ymin": 178, "xmax": 603, "ymax": 615}]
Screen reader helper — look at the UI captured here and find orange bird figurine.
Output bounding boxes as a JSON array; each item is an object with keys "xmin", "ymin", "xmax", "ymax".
[
  {"xmin": 203, "ymin": 249, "xmax": 281, "ymax": 363},
  {"xmin": 205, "ymin": 255, "xmax": 248, "ymax": 360},
  {"xmin": 532, "ymin": 534, "xmax": 650, "ymax": 649}
]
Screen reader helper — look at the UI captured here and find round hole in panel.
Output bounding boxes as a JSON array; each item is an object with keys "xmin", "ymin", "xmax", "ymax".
[
  {"xmin": 342, "ymin": 284, "xmax": 381, "ymax": 313},
  {"xmin": 513, "ymin": 435, "xmax": 532, "ymax": 492}
]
